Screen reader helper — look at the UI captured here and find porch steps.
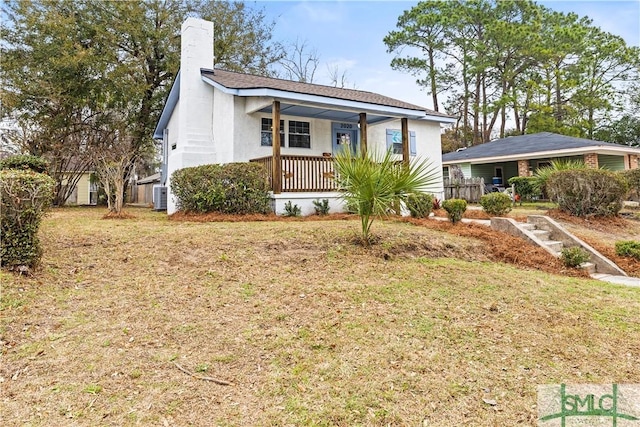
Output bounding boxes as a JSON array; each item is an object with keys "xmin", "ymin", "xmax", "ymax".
[{"xmin": 490, "ymin": 215, "xmax": 626, "ymax": 278}]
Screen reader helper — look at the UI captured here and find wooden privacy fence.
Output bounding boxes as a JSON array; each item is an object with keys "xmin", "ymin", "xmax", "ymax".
[
  {"xmin": 250, "ymin": 155, "xmax": 338, "ymax": 192},
  {"xmin": 443, "ymin": 177, "xmax": 485, "ymax": 202}
]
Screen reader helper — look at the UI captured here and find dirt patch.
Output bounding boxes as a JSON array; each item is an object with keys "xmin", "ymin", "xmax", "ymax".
[
  {"xmin": 102, "ymin": 211, "xmax": 137, "ymax": 220},
  {"xmin": 547, "ymin": 209, "xmax": 633, "ymax": 231}
]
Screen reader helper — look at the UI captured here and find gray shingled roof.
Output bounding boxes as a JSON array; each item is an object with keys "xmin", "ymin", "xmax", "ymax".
[
  {"xmin": 442, "ymin": 132, "xmax": 637, "ymax": 162},
  {"xmin": 201, "ymin": 68, "xmax": 452, "ymax": 117}
]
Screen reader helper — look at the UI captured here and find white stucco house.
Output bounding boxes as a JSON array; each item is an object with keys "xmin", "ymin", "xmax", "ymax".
[{"xmin": 153, "ymin": 18, "xmax": 456, "ymax": 215}]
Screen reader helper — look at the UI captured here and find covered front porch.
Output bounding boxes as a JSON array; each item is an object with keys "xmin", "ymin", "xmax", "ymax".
[{"xmin": 249, "ymin": 100, "xmax": 417, "ymax": 194}]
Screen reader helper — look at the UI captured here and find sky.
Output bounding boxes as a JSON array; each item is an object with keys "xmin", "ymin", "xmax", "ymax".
[{"xmin": 254, "ymin": 0, "xmax": 640, "ymax": 111}]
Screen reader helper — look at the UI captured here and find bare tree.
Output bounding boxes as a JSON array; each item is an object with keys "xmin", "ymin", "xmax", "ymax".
[
  {"xmin": 326, "ymin": 64, "xmax": 355, "ymax": 89},
  {"xmin": 94, "ymin": 128, "xmax": 139, "ymax": 215},
  {"xmin": 279, "ymin": 38, "xmax": 320, "ymax": 83}
]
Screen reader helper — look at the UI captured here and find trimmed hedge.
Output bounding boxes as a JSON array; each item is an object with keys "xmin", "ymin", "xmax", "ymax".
[
  {"xmin": 0, "ymin": 154, "xmax": 49, "ymax": 173},
  {"xmin": 479, "ymin": 192, "xmax": 512, "ymax": 216},
  {"xmin": 171, "ymin": 163, "xmax": 271, "ymax": 214},
  {"xmin": 546, "ymin": 169, "xmax": 628, "ymax": 217},
  {"xmin": 442, "ymin": 198, "xmax": 467, "ymax": 224},
  {"xmin": 406, "ymin": 193, "xmax": 434, "ymax": 218},
  {"xmin": 1, "ymin": 169, "xmax": 55, "ymax": 269}
]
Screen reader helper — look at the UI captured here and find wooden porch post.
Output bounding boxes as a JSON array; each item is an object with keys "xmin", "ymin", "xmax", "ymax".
[
  {"xmin": 359, "ymin": 113, "xmax": 367, "ymax": 156},
  {"xmin": 272, "ymin": 101, "xmax": 282, "ymax": 194},
  {"xmin": 401, "ymin": 117, "xmax": 409, "ymax": 166}
]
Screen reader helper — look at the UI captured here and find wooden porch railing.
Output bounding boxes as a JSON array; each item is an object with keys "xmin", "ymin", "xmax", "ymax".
[{"xmin": 251, "ymin": 155, "xmax": 338, "ymax": 192}]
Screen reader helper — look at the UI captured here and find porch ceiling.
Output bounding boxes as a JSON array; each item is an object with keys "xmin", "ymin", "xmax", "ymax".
[{"xmin": 258, "ymin": 102, "xmax": 395, "ymax": 125}]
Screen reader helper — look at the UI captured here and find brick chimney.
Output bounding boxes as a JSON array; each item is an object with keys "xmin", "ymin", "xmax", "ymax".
[{"xmin": 166, "ymin": 18, "xmax": 216, "ymax": 214}]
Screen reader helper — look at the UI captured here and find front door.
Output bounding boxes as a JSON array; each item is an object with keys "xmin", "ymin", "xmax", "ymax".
[{"xmin": 332, "ymin": 122, "xmax": 358, "ymax": 156}]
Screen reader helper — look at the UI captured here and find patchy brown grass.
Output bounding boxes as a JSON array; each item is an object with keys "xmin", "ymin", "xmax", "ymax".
[
  {"xmin": 2, "ymin": 207, "xmax": 640, "ymax": 426},
  {"xmin": 102, "ymin": 210, "xmax": 137, "ymax": 220}
]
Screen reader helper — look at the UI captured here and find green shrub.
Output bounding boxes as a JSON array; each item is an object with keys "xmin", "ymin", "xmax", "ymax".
[
  {"xmin": 442, "ymin": 198, "xmax": 467, "ymax": 224},
  {"xmin": 313, "ymin": 199, "xmax": 330, "ymax": 215},
  {"xmin": 1, "ymin": 169, "xmax": 55, "ymax": 269},
  {"xmin": 507, "ymin": 176, "xmax": 539, "ymax": 203},
  {"xmin": 344, "ymin": 200, "xmax": 358, "ymax": 214},
  {"xmin": 170, "ymin": 163, "xmax": 271, "ymax": 214},
  {"xmin": 622, "ymin": 169, "xmax": 640, "ymax": 200},
  {"xmin": 0, "ymin": 154, "xmax": 49, "ymax": 173},
  {"xmin": 406, "ymin": 193, "xmax": 434, "ymax": 218},
  {"xmin": 534, "ymin": 159, "xmax": 587, "ymax": 195},
  {"xmin": 546, "ymin": 169, "xmax": 628, "ymax": 217},
  {"xmin": 479, "ymin": 192, "xmax": 512, "ymax": 216},
  {"xmin": 615, "ymin": 240, "xmax": 640, "ymax": 260},
  {"xmin": 283, "ymin": 201, "xmax": 301, "ymax": 217},
  {"xmin": 560, "ymin": 246, "xmax": 590, "ymax": 268}
]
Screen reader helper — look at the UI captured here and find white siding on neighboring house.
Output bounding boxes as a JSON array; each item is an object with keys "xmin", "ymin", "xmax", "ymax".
[{"xmin": 76, "ymin": 175, "xmax": 90, "ymax": 205}]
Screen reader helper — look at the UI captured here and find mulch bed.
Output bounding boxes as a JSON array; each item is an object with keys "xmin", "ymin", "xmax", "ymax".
[
  {"xmin": 546, "ymin": 209, "xmax": 640, "ymax": 277},
  {"xmin": 401, "ymin": 217, "xmax": 588, "ymax": 278},
  {"xmin": 169, "ymin": 211, "xmax": 356, "ymax": 222}
]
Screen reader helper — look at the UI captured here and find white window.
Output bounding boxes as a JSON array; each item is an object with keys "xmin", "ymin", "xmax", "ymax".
[
  {"xmin": 288, "ymin": 120, "xmax": 311, "ymax": 148},
  {"xmin": 261, "ymin": 118, "xmax": 284, "ymax": 147}
]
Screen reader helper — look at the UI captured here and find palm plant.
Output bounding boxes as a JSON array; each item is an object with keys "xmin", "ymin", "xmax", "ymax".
[
  {"xmin": 534, "ymin": 159, "xmax": 587, "ymax": 195},
  {"xmin": 333, "ymin": 148, "xmax": 439, "ymax": 245}
]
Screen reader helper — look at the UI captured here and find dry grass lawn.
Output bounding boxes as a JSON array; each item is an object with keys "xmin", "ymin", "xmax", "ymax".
[{"xmin": 2, "ymin": 206, "xmax": 640, "ymax": 426}]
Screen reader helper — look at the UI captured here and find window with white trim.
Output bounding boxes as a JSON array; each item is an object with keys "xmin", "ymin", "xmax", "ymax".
[
  {"xmin": 385, "ymin": 129, "xmax": 416, "ymax": 155},
  {"xmin": 261, "ymin": 118, "xmax": 284, "ymax": 147},
  {"xmin": 288, "ymin": 120, "xmax": 311, "ymax": 148}
]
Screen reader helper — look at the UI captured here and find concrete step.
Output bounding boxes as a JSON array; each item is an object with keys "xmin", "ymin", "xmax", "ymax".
[
  {"xmin": 580, "ymin": 262, "xmax": 597, "ymax": 275},
  {"xmin": 544, "ymin": 240, "xmax": 564, "ymax": 252},
  {"xmin": 520, "ymin": 223, "xmax": 536, "ymax": 231},
  {"xmin": 532, "ymin": 229, "xmax": 551, "ymax": 240},
  {"xmin": 527, "ymin": 219, "xmax": 551, "ymax": 231}
]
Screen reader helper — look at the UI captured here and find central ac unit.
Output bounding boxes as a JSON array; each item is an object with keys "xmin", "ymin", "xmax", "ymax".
[{"xmin": 153, "ymin": 186, "xmax": 167, "ymax": 211}]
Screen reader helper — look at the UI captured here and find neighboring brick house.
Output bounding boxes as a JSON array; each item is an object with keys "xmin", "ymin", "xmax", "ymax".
[{"xmin": 442, "ymin": 132, "xmax": 639, "ymax": 188}]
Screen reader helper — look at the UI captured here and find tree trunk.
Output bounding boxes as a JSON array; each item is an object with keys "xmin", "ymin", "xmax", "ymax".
[
  {"xmin": 428, "ymin": 48, "xmax": 439, "ymax": 112},
  {"xmin": 472, "ymin": 73, "xmax": 481, "ymax": 145},
  {"xmin": 114, "ymin": 179, "xmax": 125, "ymax": 213}
]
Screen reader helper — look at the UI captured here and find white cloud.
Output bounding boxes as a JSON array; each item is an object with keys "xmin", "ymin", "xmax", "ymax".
[
  {"xmin": 325, "ymin": 58, "xmax": 357, "ymax": 70},
  {"xmin": 292, "ymin": 1, "xmax": 346, "ymax": 24}
]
